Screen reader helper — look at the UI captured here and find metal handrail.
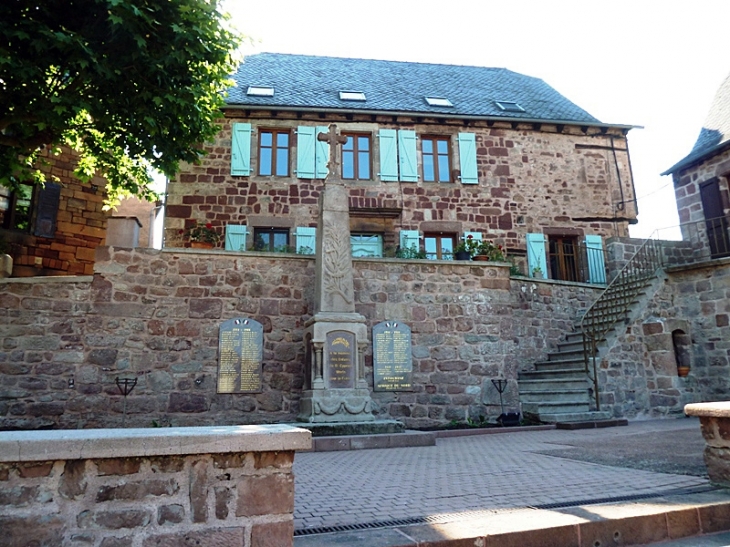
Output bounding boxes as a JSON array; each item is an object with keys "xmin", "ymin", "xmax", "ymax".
[{"xmin": 580, "ymin": 235, "xmax": 663, "ymax": 410}]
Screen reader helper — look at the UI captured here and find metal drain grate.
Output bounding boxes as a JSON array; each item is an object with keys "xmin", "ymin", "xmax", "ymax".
[{"xmin": 294, "ymin": 485, "xmax": 719, "ymax": 537}]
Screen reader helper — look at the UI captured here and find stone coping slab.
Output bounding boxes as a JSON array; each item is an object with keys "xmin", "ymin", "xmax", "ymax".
[
  {"xmin": 685, "ymin": 402, "xmax": 730, "ymax": 418},
  {"xmin": 0, "ymin": 424, "xmax": 312, "ymax": 463}
]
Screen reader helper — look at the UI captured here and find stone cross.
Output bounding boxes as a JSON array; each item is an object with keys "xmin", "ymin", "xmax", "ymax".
[{"xmin": 317, "ymin": 123, "xmax": 348, "ymax": 178}]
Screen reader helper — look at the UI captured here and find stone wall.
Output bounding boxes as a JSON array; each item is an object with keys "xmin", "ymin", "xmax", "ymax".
[
  {"xmin": 0, "ymin": 247, "xmax": 603, "ymax": 430},
  {"xmin": 0, "ymin": 425, "xmax": 309, "ymax": 547},
  {"xmin": 1, "ymin": 146, "xmax": 110, "ymax": 277},
  {"xmin": 164, "ymin": 112, "xmax": 637, "ymax": 255}
]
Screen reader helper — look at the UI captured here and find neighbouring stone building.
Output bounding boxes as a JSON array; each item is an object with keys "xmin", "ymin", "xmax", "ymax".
[{"xmin": 165, "ymin": 53, "xmax": 639, "ymax": 283}]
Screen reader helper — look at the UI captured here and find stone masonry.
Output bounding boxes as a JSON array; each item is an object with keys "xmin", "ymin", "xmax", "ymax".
[{"xmin": 0, "ymin": 425, "xmax": 309, "ymax": 547}]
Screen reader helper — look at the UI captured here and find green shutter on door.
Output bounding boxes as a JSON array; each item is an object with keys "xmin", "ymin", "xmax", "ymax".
[
  {"xmin": 296, "ymin": 126, "xmax": 316, "ymax": 179},
  {"xmin": 231, "ymin": 123, "xmax": 252, "ymax": 176},
  {"xmin": 378, "ymin": 129, "xmax": 399, "ymax": 182},
  {"xmin": 398, "ymin": 130, "xmax": 418, "ymax": 182},
  {"xmin": 225, "ymin": 225, "xmax": 248, "ymax": 252},
  {"xmin": 296, "ymin": 227, "xmax": 316, "ymax": 255},
  {"xmin": 526, "ymin": 233, "xmax": 547, "ymax": 279},
  {"xmin": 585, "ymin": 235, "xmax": 606, "ymax": 284},
  {"xmin": 315, "ymin": 126, "xmax": 329, "ymax": 179},
  {"xmin": 458, "ymin": 133, "xmax": 478, "ymax": 184},
  {"xmin": 399, "ymin": 230, "xmax": 420, "ymax": 253}
]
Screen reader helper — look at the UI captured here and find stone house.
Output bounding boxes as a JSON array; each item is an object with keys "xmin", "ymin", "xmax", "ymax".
[
  {"xmin": 663, "ymin": 71, "xmax": 730, "ymax": 260},
  {"xmin": 165, "ymin": 53, "xmax": 639, "ymax": 283}
]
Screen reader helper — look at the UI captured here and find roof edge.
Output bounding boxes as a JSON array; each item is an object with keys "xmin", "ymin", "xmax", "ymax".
[
  {"xmin": 661, "ymin": 140, "xmax": 730, "ymax": 176},
  {"xmin": 222, "ymin": 104, "xmax": 639, "ymax": 131}
]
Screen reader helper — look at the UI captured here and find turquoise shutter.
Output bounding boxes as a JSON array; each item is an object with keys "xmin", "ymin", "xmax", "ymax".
[
  {"xmin": 296, "ymin": 227, "xmax": 316, "ymax": 255},
  {"xmin": 351, "ymin": 234, "xmax": 383, "ymax": 257},
  {"xmin": 457, "ymin": 133, "xmax": 478, "ymax": 184},
  {"xmin": 231, "ymin": 123, "xmax": 252, "ymax": 176},
  {"xmin": 526, "ymin": 233, "xmax": 547, "ymax": 279},
  {"xmin": 398, "ymin": 130, "xmax": 418, "ymax": 182},
  {"xmin": 225, "ymin": 224, "xmax": 248, "ymax": 252},
  {"xmin": 378, "ymin": 129, "xmax": 399, "ymax": 182},
  {"xmin": 296, "ymin": 126, "xmax": 316, "ymax": 179},
  {"xmin": 399, "ymin": 230, "xmax": 420, "ymax": 252},
  {"xmin": 585, "ymin": 235, "xmax": 606, "ymax": 284},
  {"xmin": 315, "ymin": 126, "xmax": 329, "ymax": 179}
]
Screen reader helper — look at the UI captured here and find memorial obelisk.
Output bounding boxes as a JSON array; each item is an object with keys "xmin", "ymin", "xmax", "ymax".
[{"xmin": 297, "ymin": 124, "xmax": 374, "ymax": 423}]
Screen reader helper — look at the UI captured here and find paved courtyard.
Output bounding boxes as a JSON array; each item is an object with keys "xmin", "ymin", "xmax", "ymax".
[{"xmin": 293, "ymin": 418, "xmax": 711, "ymax": 533}]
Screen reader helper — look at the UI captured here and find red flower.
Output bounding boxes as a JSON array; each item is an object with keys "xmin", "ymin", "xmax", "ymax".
[
  {"xmin": 178, "ymin": 229, "xmax": 184, "ymax": 234},
  {"xmin": 467, "ymin": 235, "xmax": 473, "ymax": 239},
  {"xmin": 205, "ymin": 223, "xmax": 213, "ymax": 229}
]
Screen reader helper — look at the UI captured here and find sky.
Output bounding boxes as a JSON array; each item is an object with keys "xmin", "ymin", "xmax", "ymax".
[{"xmin": 223, "ymin": 0, "xmax": 730, "ymax": 239}]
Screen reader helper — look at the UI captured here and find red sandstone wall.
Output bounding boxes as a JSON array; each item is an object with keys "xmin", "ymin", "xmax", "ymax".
[{"xmin": 164, "ymin": 112, "xmax": 637, "ymax": 253}]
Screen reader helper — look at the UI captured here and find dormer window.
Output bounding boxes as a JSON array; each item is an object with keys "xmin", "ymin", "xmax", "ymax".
[
  {"xmin": 247, "ymin": 86, "xmax": 274, "ymax": 97},
  {"xmin": 425, "ymin": 97, "xmax": 453, "ymax": 107},
  {"xmin": 495, "ymin": 101, "xmax": 525, "ymax": 112},
  {"xmin": 339, "ymin": 91, "xmax": 366, "ymax": 101}
]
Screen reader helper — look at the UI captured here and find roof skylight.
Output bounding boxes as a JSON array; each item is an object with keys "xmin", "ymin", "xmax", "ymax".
[
  {"xmin": 425, "ymin": 97, "xmax": 453, "ymax": 107},
  {"xmin": 247, "ymin": 86, "xmax": 274, "ymax": 97},
  {"xmin": 339, "ymin": 91, "xmax": 366, "ymax": 101},
  {"xmin": 495, "ymin": 101, "xmax": 525, "ymax": 113}
]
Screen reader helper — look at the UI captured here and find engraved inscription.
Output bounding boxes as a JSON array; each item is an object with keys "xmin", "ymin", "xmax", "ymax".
[
  {"xmin": 326, "ymin": 330, "xmax": 355, "ymax": 389},
  {"xmin": 217, "ymin": 318, "xmax": 263, "ymax": 394},
  {"xmin": 373, "ymin": 321, "xmax": 413, "ymax": 391}
]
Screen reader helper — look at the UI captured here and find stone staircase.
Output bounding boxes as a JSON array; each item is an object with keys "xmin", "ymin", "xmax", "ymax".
[{"xmin": 519, "ymin": 240, "xmax": 665, "ymax": 424}]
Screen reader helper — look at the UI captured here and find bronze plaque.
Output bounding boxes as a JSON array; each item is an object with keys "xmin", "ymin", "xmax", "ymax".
[
  {"xmin": 373, "ymin": 321, "xmax": 413, "ymax": 391},
  {"xmin": 326, "ymin": 330, "xmax": 355, "ymax": 389},
  {"xmin": 217, "ymin": 318, "xmax": 263, "ymax": 394}
]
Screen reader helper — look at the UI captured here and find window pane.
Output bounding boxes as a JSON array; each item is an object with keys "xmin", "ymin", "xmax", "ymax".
[
  {"xmin": 358, "ymin": 136, "xmax": 369, "ymax": 151},
  {"xmin": 273, "ymin": 232, "xmax": 289, "ymax": 248},
  {"xmin": 259, "ymin": 148, "xmax": 272, "ymax": 175},
  {"xmin": 437, "ymin": 140, "xmax": 448, "ymax": 154},
  {"xmin": 14, "ymin": 185, "xmax": 32, "ymax": 231},
  {"xmin": 276, "ymin": 133, "xmax": 288, "ymax": 147},
  {"xmin": 422, "ymin": 140, "xmax": 433, "ymax": 153},
  {"xmin": 438, "ymin": 155, "xmax": 450, "ymax": 182},
  {"xmin": 343, "ymin": 136, "xmax": 354, "ymax": 151},
  {"xmin": 423, "ymin": 155, "xmax": 434, "ymax": 182},
  {"xmin": 424, "ymin": 237, "xmax": 437, "ymax": 260},
  {"xmin": 358, "ymin": 152, "xmax": 370, "ymax": 179},
  {"xmin": 260, "ymin": 132, "xmax": 272, "ymax": 146},
  {"xmin": 441, "ymin": 237, "xmax": 454, "ymax": 260},
  {"xmin": 275, "ymin": 148, "xmax": 288, "ymax": 176},
  {"xmin": 342, "ymin": 150, "xmax": 354, "ymax": 179}
]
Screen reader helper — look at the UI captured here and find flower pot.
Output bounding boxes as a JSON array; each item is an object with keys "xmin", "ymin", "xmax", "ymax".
[
  {"xmin": 677, "ymin": 365, "xmax": 691, "ymax": 378},
  {"xmin": 454, "ymin": 250, "xmax": 472, "ymax": 261},
  {"xmin": 472, "ymin": 255, "xmax": 490, "ymax": 262},
  {"xmin": 190, "ymin": 241, "xmax": 214, "ymax": 249}
]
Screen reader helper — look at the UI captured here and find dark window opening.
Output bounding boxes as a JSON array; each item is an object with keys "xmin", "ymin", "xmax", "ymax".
[
  {"xmin": 253, "ymin": 228, "xmax": 290, "ymax": 252},
  {"xmin": 0, "ymin": 184, "xmax": 33, "ymax": 232},
  {"xmin": 549, "ymin": 236, "xmax": 579, "ymax": 281},
  {"xmin": 422, "ymin": 136, "xmax": 451, "ymax": 182}
]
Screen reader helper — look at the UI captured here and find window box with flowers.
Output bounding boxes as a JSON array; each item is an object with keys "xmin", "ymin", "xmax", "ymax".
[
  {"xmin": 181, "ymin": 222, "xmax": 221, "ymax": 248},
  {"xmin": 455, "ymin": 235, "xmax": 507, "ymax": 262}
]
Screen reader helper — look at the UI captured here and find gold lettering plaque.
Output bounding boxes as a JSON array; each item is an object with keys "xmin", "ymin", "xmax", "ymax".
[
  {"xmin": 217, "ymin": 318, "xmax": 263, "ymax": 393},
  {"xmin": 373, "ymin": 321, "xmax": 413, "ymax": 391},
  {"xmin": 326, "ymin": 330, "xmax": 355, "ymax": 388}
]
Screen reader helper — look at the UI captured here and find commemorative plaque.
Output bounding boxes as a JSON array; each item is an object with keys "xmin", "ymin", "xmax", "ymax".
[
  {"xmin": 373, "ymin": 321, "xmax": 413, "ymax": 391},
  {"xmin": 326, "ymin": 330, "xmax": 355, "ymax": 388},
  {"xmin": 217, "ymin": 318, "xmax": 263, "ymax": 394}
]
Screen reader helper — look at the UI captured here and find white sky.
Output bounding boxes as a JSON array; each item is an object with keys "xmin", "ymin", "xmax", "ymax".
[{"xmin": 224, "ymin": 0, "xmax": 730, "ymax": 239}]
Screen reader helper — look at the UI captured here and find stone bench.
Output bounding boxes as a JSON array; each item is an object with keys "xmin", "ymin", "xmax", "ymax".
[
  {"xmin": 685, "ymin": 402, "xmax": 730, "ymax": 487},
  {"xmin": 0, "ymin": 424, "xmax": 311, "ymax": 546}
]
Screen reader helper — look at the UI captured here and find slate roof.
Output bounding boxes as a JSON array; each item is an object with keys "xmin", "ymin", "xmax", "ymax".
[
  {"xmin": 226, "ymin": 53, "xmax": 620, "ymax": 127},
  {"xmin": 663, "ymin": 71, "xmax": 730, "ymax": 175}
]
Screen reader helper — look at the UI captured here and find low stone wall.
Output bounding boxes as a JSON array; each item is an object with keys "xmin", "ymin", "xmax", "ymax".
[
  {"xmin": 685, "ymin": 402, "xmax": 730, "ymax": 487},
  {"xmin": 0, "ymin": 424, "xmax": 310, "ymax": 546}
]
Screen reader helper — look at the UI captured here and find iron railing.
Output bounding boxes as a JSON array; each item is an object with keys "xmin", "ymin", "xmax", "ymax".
[
  {"xmin": 656, "ymin": 214, "xmax": 730, "ymax": 266},
  {"xmin": 580, "ymin": 236, "xmax": 664, "ymax": 410}
]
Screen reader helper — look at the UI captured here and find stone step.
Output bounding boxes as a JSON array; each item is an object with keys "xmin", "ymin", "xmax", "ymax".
[
  {"xmin": 522, "ymin": 401, "xmax": 592, "ymax": 415},
  {"xmin": 524, "ymin": 409, "xmax": 613, "ymax": 423},
  {"xmin": 545, "ymin": 350, "xmax": 585, "ymax": 363},
  {"xmin": 534, "ymin": 358, "xmax": 585, "ymax": 371},
  {"xmin": 517, "ymin": 378, "xmax": 589, "ymax": 392},
  {"xmin": 519, "ymin": 369, "xmax": 588, "ymax": 381},
  {"xmin": 518, "ymin": 389, "xmax": 590, "ymax": 404}
]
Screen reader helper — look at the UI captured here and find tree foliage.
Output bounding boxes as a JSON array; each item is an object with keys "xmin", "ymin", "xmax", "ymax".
[{"xmin": 0, "ymin": 0, "xmax": 241, "ymax": 205}]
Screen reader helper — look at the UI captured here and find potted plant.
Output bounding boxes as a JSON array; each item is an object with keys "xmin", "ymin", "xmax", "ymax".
[
  {"xmin": 470, "ymin": 239, "xmax": 506, "ymax": 262},
  {"xmin": 182, "ymin": 222, "xmax": 221, "ymax": 248},
  {"xmin": 453, "ymin": 238, "xmax": 473, "ymax": 260}
]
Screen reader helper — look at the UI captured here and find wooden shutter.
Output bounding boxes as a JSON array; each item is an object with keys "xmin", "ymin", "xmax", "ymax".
[
  {"xmin": 398, "ymin": 130, "xmax": 418, "ymax": 182},
  {"xmin": 585, "ymin": 235, "xmax": 606, "ymax": 284},
  {"xmin": 378, "ymin": 129, "xmax": 399, "ymax": 182},
  {"xmin": 225, "ymin": 224, "xmax": 248, "ymax": 252},
  {"xmin": 315, "ymin": 126, "xmax": 329, "ymax": 179},
  {"xmin": 296, "ymin": 126, "xmax": 316, "ymax": 179},
  {"xmin": 33, "ymin": 182, "xmax": 61, "ymax": 238},
  {"xmin": 295, "ymin": 227, "xmax": 316, "ymax": 255},
  {"xmin": 526, "ymin": 233, "xmax": 547, "ymax": 279},
  {"xmin": 231, "ymin": 123, "xmax": 252, "ymax": 176},
  {"xmin": 399, "ymin": 230, "xmax": 420, "ymax": 252},
  {"xmin": 457, "ymin": 133, "xmax": 478, "ymax": 184}
]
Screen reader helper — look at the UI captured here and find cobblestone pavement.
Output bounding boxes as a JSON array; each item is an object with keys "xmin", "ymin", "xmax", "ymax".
[{"xmin": 293, "ymin": 418, "xmax": 710, "ymax": 532}]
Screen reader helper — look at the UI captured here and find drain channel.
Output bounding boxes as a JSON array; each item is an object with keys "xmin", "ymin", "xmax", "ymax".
[{"xmin": 294, "ymin": 485, "xmax": 718, "ymax": 537}]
